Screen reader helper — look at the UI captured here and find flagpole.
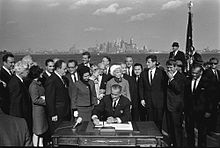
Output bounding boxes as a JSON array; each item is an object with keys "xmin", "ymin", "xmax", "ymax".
[{"xmin": 185, "ymin": 1, "xmax": 193, "ymax": 74}]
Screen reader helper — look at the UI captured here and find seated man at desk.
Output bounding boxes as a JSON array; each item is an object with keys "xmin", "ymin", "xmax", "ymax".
[{"xmin": 91, "ymin": 84, "xmax": 131, "ymax": 125}]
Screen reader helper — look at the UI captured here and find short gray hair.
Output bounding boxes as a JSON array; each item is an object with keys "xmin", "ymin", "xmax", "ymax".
[{"xmin": 14, "ymin": 61, "xmax": 29, "ymax": 75}]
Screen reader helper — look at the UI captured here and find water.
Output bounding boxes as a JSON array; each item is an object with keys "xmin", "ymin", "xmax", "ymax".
[{"xmin": 2, "ymin": 53, "xmax": 220, "ymax": 69}]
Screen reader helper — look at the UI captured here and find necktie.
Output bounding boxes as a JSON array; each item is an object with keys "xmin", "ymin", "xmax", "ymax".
[
  {"xmin": 136, "ymin": 76, "xmax": 139, "ymax": 82},
  {"xmin": 149, "ymin": 70, "xmax": 153, "ymax": 85},
  {"xmin": 215, "ymin": 70, "xmax": 219, "ymax": 81},
  {"xmin": 193, "ymin": 79, "xmax": 197, "ymax": 93},
  {"xmin": 71, "ymin": 74, "xmax": 76, "ymax": 82},
  {"xmin": 113, "ymin": 101, "xmax": 117, "ymax": 111},
  {"xmin": 127, "ymin": 68, "xmax": 130, "ymax": 76}
]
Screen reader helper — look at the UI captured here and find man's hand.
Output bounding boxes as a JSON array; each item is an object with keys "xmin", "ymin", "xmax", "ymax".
[
  {"xmin": 93, "ymin": 118, "xmax": 100, "ymax": 126},
  {"xmin": 74, "ymin": 111, "xmax": 79, "ymax": 118},
  {"xmin": 107, "ymin": 116, "xmax": 117, "ymax": 123},
  {"xmin": 40, "ymin": 96, "xmax": 45, "ymax": 100},
  {"xmin": 52, "ymin": 115, "xmax": 58, "ymax": 122},
  {"xmin": 141, "ymin": 100, "xmax": 146, "ymax": 107},
  {"xmin": 166, "ymin": 71, "xmax": 174, "ymax": 80}
]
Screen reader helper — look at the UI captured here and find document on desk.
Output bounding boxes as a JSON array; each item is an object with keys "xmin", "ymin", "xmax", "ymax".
[{"xmin": 95, "ymin": 121, "xmax": 133, "ymax": 131}]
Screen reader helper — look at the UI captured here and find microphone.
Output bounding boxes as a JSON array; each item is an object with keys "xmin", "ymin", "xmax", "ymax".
[{"xmin": 73, "ymin": 117, "xmax": 82, "ymax": 129}]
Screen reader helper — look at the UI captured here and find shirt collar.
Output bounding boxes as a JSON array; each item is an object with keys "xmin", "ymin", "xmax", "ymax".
[
  {"xmin": 173, "ymin": 50, "xmax": 178, "ymax": 56},
  {"xmin": 2, "ymin": 66, "xmax": 11, "ymax": 75},
  {"xmin": 15, "ymin": 74, "xmax": 23, "ymax": 83},
  {"xmin": 45, "ymin": 70, "xmax": 51, "ymax": 77},
  {"xmin": 173, "ymin": 70, "xmax": 178, "ymax": 77},
  {"xmin": 54, "ymin": 71, "xmax": 63, "ymax": 81}
]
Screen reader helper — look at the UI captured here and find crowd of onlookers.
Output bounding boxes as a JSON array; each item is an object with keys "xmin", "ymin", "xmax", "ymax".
[{"xmin": 0, "ymin": 42, "xmax": 219, "ymax": 147}]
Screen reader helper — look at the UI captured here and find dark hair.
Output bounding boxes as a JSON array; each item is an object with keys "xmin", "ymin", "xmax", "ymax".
[
  {"xmin": 172, "ymin": 42, "xmax": 179, "ymax": 47},
  {"xmin": 134, "ymin": 63, "xmax": 143, "ymax": 70},
  {"xmin": 125, "ymin": 56, "xmax": 133, "ymax": 60},
  {"xmin": 82, "ymin": 51, "xmax": 91, "ymax": 58},
  {"xmin": 54, "ymin": 60, "xmax": 65, "ymax": 70},
  {"xmin": 2, "ymin": 53, "xmax": 14, "ymax": 62},
  {"xmin": 45, "ymin": 59, "xmax": 54, "ymax": 66},
  {"xmin": 111, "ymin": 84, "xmax": 122, "ymax": 92},
  {"xmin": 29, "ymin": 65, "xmax": 43, "ymax": 79},
  {"xmin": 209, "ymin": 57, "xmax": 219, "ymax": 64},
  {"xmin": 166, "ymin": 59, "xmax": 177, "ymax": 66},
  {"xmin": 146, "ymin": 55, "xmax": 157, "ymax": 62},
  {"xmin": 68, "ymin": 59, "xmax": 78, "ymax": 66},
  {"xmin": 103, "ymin": 56, "xmax": 111, "ymax": 63},
  {"xmin": 77, "ymin": 66, "xmax": 90, "ymax": 80},
  {"xmin": 191, "ymin": 63, "xmax": 203, "ymax": 72}
]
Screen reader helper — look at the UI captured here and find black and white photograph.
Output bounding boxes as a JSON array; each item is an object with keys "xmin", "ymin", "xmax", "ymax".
[{"xmin": 0, "ymin": 0, "xmax": 219, "ymax": 147}]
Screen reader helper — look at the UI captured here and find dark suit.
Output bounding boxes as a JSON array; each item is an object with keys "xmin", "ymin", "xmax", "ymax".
[
  {"xmin": 203, "ymin": 68, "xmax": 220, "ymax": 132},
  {"xmin": 123, "ymin": 74, "xmax": 139, "ymax": 121},
  {"xmin": 134, "ymin": 75, "xmax": 146, "ymax": 121},
  {"xmin": 45, "ymin": 73, "xmax": 71, "ymax": 133},
  {"xmin": 0, "ymin": 108, "xmax": 32, "ymax": 146},
  {"xmin": 169, "ymin": 51, "xmax": 186, "ymax": 66},
  {"xmin": 92, "ymin": 94, "xmax": 131, "ymax": 123},
  {"xmin": 0, "ymin": 67, "xmax": 12, "ymax": 114},
  {"xmin": 42, "ymin": 71, "xmax": 52, "ymax": 87},
  {"xmin": 166, "ymin": 72, "xmax": 185, "ymax": 147},
  {"xmin": 139, "ymin": 68, "xmax": 167, "ymax": 130},
  {"xmin": 184, "ymin": 76, "xmax": 212, "ymax": 147},
  {"xmin": 65, "ymin": 72, "xmax": 79, "ymax": 117},
  {"xmin": 8, "ymin": 75, "xmax": 33, "ymax": 134},
  {"xmin": 100, "ymin": 73, "xmax": 113, "ymax": 90}
]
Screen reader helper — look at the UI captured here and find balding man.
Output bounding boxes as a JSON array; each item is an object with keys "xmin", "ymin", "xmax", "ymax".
[{"xmin": 92, "ymin": 84, "xmax": 131, "ymax": 125}]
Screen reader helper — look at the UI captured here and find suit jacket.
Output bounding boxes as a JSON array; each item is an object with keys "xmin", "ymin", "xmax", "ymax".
[
  {"xmin": 169, "ymin": 50, "xmax": 186, "ymax": 68},
  {"xmin": 0, "ymin": 67, "xmax": 12, "ymax": 84},
  {"xmin": 123, "ymin": 74, "xmax": 138, "ymax": 110},
  {"xmin": 72, "ymin": 80, "xmax": 97, "ymax": 109},
  {"xmin": 100, "ymin": 73, "xmax": 113, "ymax": 90},
  {"xmin": 203, "ymin": 68, "xmax": 220, "ymax": 106},
  {"xmin": 65, "ymin": 73, "xmax": 79, "ymax": 109},
  {"xmin": 0, "ymin": 109, "xmax": 32, "ymax": 146},
  {"xmin": 184, "ymin": 76, "xmax": 212, "ymax": 115},
  {"xmin": 45, "ymin": 73, "xmax": 70, "ymax": 119},
  {"xmin": 92, "ymin": 95, "xmax": 131, "ymax": 123},
  {"xmin": 166, "ymin": 72, "xmax": 185, "ymax": 112},
  {"xmin": 29, "ymin": 80, "xmax": 48, "ymax": 135},
  {"xmin": 0, "ymin": 67, "xmax": 12, "ymax": 114},
  {"xmin": 8, "ymin": 75, "xmax": 33, "ymax": 134},
  {"xmin": 42, "ymin": 71, "xmax": 52, "ymax": 87},
  {"xmin": 139, "ymin": 68, "xmax": 167, "ymax": 109},
  {"xmin": 127, "ymin": 66, "xmax": 135, "ymax": 77}
]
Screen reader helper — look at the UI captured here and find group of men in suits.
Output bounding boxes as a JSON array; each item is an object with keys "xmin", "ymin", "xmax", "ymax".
[
  {"xmin": 0, "ymin": 53, "xmax": 33, "ymax": 146},
  {"xmin": 0, "ymin": 47, "xmax": 219, "ymax": 147}
]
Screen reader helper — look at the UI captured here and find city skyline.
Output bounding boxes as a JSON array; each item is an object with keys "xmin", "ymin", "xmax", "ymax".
[{"xmin": 0, "ymin": 0, "xmax": 219, "ymax": 52}]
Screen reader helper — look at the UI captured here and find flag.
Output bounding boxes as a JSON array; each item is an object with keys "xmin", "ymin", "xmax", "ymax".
[{"xmin": 186, "ymin": 11, "xmax": 193, "ymax": 55}]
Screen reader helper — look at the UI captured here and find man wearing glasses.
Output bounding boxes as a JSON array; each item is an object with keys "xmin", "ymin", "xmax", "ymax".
[
  {"xmin": 92, "ymin": 84, "xmax": 131, "ymax": 125},
  {"xmin": 204, "ymin": 57, "xmax": 220, "ymax": 134}
]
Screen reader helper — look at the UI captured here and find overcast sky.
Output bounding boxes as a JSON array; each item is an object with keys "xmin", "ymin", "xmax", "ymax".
[{"xmin": 0, "ymin": 0, "xmax": 219, "ymax": 52}]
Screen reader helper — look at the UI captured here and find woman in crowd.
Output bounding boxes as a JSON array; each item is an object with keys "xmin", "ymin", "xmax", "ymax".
[
  {"xmin": 28, "ymin": 65, "xmax": 48, "ymax": 147},
  {"xmin": 105, "ymin": 65, "xmax": 131, "ymax": 101},
  {"xmin": 72, "ymin": 66, "xmax": 97, "ymax": 121}
]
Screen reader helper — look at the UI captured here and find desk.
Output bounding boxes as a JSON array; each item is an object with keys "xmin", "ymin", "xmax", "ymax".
[{"xmin": 52, "ymin": 121, "xmax": 163, "ymax": 147}]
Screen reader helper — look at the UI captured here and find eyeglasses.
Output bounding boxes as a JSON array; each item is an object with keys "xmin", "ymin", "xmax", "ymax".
[{"xmin": 211, "ymin": 63, "xmax": 218, "ymax": 65}]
